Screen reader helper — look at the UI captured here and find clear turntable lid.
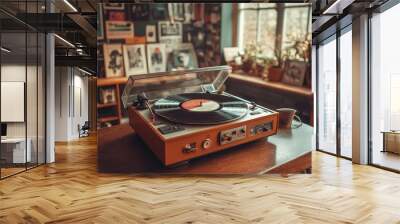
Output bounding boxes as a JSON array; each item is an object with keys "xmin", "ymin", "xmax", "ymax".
[{"xmin": 121, "ymin": 66, "xmax": 231, "ymax": 108}]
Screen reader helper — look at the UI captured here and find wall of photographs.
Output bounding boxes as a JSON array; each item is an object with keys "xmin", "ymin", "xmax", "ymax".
[{"xmin": 97, "ymin": 3, "xmax": 223, "ymax": 128}]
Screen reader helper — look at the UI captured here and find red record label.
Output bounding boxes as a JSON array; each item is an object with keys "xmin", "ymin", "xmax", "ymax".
[{"xmin": 181, "ymin": 99, "xmax": 220, "ymax": 112}]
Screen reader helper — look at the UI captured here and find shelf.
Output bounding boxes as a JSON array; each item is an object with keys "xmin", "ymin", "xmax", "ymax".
[
  {"xmin": 230, "ymin": 73, "xmax": 313, "ymax": 98},
  {"xmin": 97, "ymin": 77, "xmax": 128, "ymax": 86},
  {"xmin": 97, "ymin": 103, "xmax": 117, "ymax": 109},
  {"xmin": 98, "ymin": 116, "xmax": 120, "ymax": 123}
]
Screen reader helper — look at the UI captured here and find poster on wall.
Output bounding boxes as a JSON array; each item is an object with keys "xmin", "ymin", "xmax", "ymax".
[
  {"xmin": 131, "ymin": 4, "xmax": 150, "ymax": 20},
  {"xmin": 167, "ymin": 43, "xmax": 198, "ymax": 71},
  {"xmin": 158, "ymin": 21, "xmax": 182, "ymax": 38},
  {"xmin": 169, "ymin": 3, "xmax": 185, "ymax": 22},
  {"xmin": 123, "ymin": 44, "xmax": 148, "ymax": 76},
  {"xmin": 103, "ymin": 44, "xmax": 125, "ymax": 77},
  {"xmin": 147, "ymin": 43, "xmax": 167, "ymax": 73},
  {"xmin": 146, "ymin": 25, "xmax": 157, "ymax": 43},
  {"xmin": 105, "ymin": 21, "xmax": 134, "ymax": 40},
  {"xmin": 108, "ymin": 11, "xmax": 126, "ymax": 21},
  {"xmin": 158, "ymin": 21, "xmax": 182, "ymax": 53}
]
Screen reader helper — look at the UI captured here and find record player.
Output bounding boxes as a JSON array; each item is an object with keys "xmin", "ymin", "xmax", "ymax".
[{"xmin": 122, "ymin": 66, "xmax": 279, "ymax": 166}]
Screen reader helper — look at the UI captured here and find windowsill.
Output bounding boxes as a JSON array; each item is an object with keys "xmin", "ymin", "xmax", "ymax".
[{"xmin": 230, "ymin": 73, "xmax": 313, "ymax": 98}]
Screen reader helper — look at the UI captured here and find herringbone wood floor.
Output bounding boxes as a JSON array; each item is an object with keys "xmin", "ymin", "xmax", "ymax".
[{"xmin": 1, "ymin": 134, "xmax": 400, "ymax": 224}]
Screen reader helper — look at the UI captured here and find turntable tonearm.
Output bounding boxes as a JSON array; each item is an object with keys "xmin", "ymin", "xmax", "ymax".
[{"xmin": 122, "ymin": 66, "xmax": 279, "ymax": 166}]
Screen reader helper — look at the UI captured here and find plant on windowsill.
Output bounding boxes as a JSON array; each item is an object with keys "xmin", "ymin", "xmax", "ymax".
[
  {"xmin": 284, "ymin": 33, "xmax": 312, "ymax": 87},
  {"xmin": 241, "ymin": 43, "xmax": 267, "ymax": 77},
  {"xmin": 267, "ymin": 52, "xmax": 286, "ymax": 82}
]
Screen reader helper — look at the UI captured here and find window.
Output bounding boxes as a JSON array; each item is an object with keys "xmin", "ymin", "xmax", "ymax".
[
  {"xmin": 317, "ymin": 36, "xmax": 337, "ymax": 155},
  {"xmin": 282, "ymin": 6, "xmax": 311, "ymax": 50},
  {"xmin": 339, "ymin": 28, "xmax": 352, "ymax": 158},
  {"xmin": 238, "ymin": 3, "xmax": 311, "ymax": 58},
  {"xmin": 370, "ymin": 3, "xmax": 400, "ymax": 171}
]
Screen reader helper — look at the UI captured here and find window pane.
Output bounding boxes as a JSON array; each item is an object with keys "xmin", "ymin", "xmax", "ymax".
[
  {"xmin": 258, "ymin": 10, "xmax": 277, "ymax": 57},
  {"xmin": 259, "ymin": 3, "xmax": 276, "ymax": 8},
  {"xmin": 282, "ymin": 7, "xmax": 310, "ymax": 50},
  {"xmin": 239, "ymin": 3, "xmax": 258, "ymax": 9},
  {"xmin": 239, "ymin": 10, "xmax": 258, "ymax": 49},
  {"xmin": 318, "ymin": 37, "xmax": 337, "ymax": 154},
  {"xmin": 371, "ymin": 4, "xmax": 400, "ymax": 171},
  {"xmin": 339, "ymin": 29, "xmax": 352, "ymax": 158}
]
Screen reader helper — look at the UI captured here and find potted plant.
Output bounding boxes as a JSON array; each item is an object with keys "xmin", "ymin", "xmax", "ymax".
[
  {"xmin": 284, "ymin": 33, "xmax": 312, "ymax": 87},
  {"xmin": 267, "ymin": 47, "xmax": 286, "ymax": 82},
  {"xmin": 241, "ymin": 43, "xmax": 265, "ymax": 76}
]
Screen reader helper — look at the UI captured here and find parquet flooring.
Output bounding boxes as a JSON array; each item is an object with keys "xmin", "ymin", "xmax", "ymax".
[{"xmin": 1, "ymin": 134, "xmax": 400, "ymax": 223}]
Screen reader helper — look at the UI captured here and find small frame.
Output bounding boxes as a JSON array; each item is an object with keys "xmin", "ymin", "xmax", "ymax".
[
  {"xmin": 131, "ymin": 4, "xmax": 150, "ymax": 21},
  {"xmin": 99, "ymin": 87, "xmax": 116, "ymax": 104},
  {"xmin": 103, "ymin": 3, "xmax": 125, "ymax": 10},
  {"xmin": 158, "ymin": 21, "xmax": 182, "ymax": 39},
  {"xmin": 105, "ymin": 21, "xmax": 134, "ymax": 40},
  {"xmin": 108, "ymin": 11, "xmax": 125, "ymax": 21},
  {"xmin": 123, "ymin": 44, "xmax": 148, "ymax": 76},
  {"xmin": 184, "ymin": 3, "xmax": 193, "ymax": 23},
  {"xmin": 103, "ymin": 44, "xmax": 125, "ymax": 78},
  {"xmin": 281, "ymin": 60, "xmax": 308, "ymax": 86},
  {"xmin": 167, "ymin": 43, "xmax": 198, "ymax": 71},
  {"xmin": 223, "ymin": 47, "xmax": 240, "ymax": 62},
  {"xmin": 146, "ymin": 25, "xmax": 157, "ymax": 43},
  {"xmin": 169, "ymin": 3, "xmax": 185, "ymax": 22},
  {"xmin": 150, "ymin": 3, "xmax": 169, "ymax": 20},
  {"xmin": 147, "ymin": 43, "xmax": 167, "ymax": 73}
]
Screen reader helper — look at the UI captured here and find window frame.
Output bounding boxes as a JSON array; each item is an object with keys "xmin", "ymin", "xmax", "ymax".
[{"xmin": 237, "ymin": 3, "xmax": 311, "ymax": 55}]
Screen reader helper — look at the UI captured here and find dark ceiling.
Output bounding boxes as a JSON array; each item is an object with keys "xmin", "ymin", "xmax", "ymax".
[
  {"xmin": 312, "ymin": 0, "xmax": 389, "ymax": 43},
  {"xmin": 0, "ymin": 0, "xmax": 98, "ymax": 72}
]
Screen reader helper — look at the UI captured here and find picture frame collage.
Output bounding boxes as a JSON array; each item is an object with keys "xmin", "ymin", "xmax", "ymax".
[{"xmin": 98, "ymin": 3, "xmax": 205, "ymax": 78}]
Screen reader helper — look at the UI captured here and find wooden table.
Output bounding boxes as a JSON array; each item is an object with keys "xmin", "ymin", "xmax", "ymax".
[{"xmin": 98, "ymin": 123, "xmax": 313, "ymax": 175}]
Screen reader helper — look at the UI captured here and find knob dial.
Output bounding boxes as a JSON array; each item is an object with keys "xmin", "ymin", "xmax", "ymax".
[{"xmin": 202, "ymin": 139, "xmax": 212, "ymax": 149}]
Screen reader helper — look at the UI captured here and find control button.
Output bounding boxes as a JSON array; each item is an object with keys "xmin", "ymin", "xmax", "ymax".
[
  {"xmin": 202, "ymin": 139, "xmax": 211, "ymax": 149},
  {"xmin": 183, "ymin": 143, "xmax": 196, "ymax": 153}
]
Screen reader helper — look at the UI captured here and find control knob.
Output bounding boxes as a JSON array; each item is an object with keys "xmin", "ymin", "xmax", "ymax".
[{"xmin": 202, "ymin": 138, "xmax": 212, "ymax": 149}]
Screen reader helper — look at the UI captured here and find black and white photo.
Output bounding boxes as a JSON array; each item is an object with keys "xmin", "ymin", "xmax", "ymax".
[
  {"xmin": 123, "ymin": 44, "xmax": 148, "ymax": 76},
  {"xmin": 103, "ymin": 44, "xmax": 125, "ymax": 77}
]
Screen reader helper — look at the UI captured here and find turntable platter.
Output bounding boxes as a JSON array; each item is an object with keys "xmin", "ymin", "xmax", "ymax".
[{"xmin": 153, "ymin": 93, "xmax": 248, "ymax": 125}]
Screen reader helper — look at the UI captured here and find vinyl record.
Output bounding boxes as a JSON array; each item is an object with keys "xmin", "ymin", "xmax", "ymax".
[{"xmin": 153, "ymin": 93, "xmax": 248, "ymax": 125}]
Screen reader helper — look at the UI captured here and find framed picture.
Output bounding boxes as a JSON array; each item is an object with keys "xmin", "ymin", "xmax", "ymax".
[
  {"xmin": 99, "ymin": 88, "xmax": 116, "ymax": 104},
  {"xmin": 158, "ymin": 21, "xmax": 182, "ymax": 39},
  {"xmin": 103, "ymin": 3, "xmax": 124, "ymax": 10},
  {"xmin": 146, "ymin": 25, "xmax": 157, "ymax": 43},
  {"xmin": 103, "ymin": 44, "xmax": 125, "ymax": 78},
  {"xmin": 147, "ymin": 43, "xmax": 167, "ymax": 73},
  {"xmin": 123, "ymin": 44, "xmax": 148, "ymax": 76},
  {"xmin": 108, "ymin": 11, "xmax": 125, "ymax": 21},
  {"xmin": 167, "ymin": 43, "xmax": 198, "ymax": 71},
  {"xmin": 281, "ymin": 60, "xmax": 308, "ymax": 87},
  {"xmin": 150, "ymin": 3, "xmax": 169, "ymax": 20},
  {"xmin": 184, "ymin": 3, "xmax": 193, "ymax": 23},
  {"xmin": 97, "ymin": 4, "xmax": 104, "ymax": 40},
  {"xmin": 169, "ymin": 3, "xmax": 185, "ymax": 22},
  {"xmin": 105, "ymin": 21, "xmax": 134, "ymax": 40},
  {"xmin": 131, "ymin": 4, "xmax": 150, "ymax": 21},
  {"xmin": 223, "ymin": 47, "xmax": 240, "ymax": 62}
]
